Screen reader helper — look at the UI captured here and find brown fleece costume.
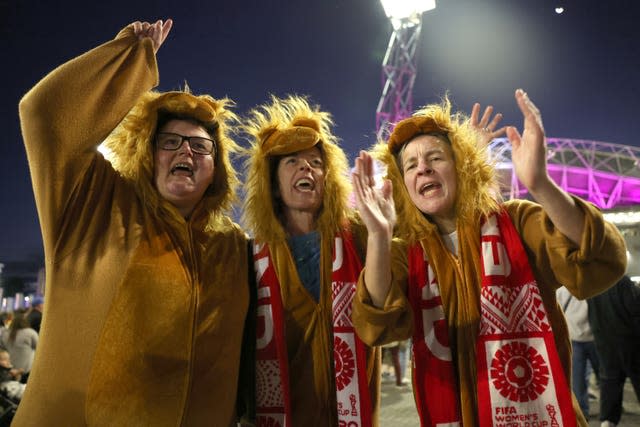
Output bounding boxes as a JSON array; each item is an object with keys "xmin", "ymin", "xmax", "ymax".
[
  {"xmin": 17, "ymin": 25, "xmax": 248, "ymax": 426},
  {"xmin": 352, "ymin": 99, "xmax": 627, "ymax": 426},
  {"xmin": 242, "ymin": 95, "xmax": 381, "ymax": 426}
]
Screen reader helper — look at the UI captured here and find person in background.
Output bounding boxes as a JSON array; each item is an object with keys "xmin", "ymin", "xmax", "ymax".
[
  {"xmin": 588, "ymin": 275, "xmax": 640, "ymax": 427},
  {"xmin": 381, "ymin": 341, "xmax": 407, "ymax": 386},
  {"xmin": 351, "ymin": 89, "xmax": 627, "ymax": 426},
  {"xmin": 0, "ymin": 310, "xmax": 37, "ymax": 384},
  {"xmin": 241, "ymin": 95, "xmax": 380, "ymax": 426},
  {"xmin": 17, "ymin": 19, "xmax": 249, "ymax": 426},
  {"xmin": 0, "ymin": 349, "xmax": 26, "ymax": 401},
  {"xmin": 0, "ymin": 314, "xmax": 11, "ymax": 333},
  {"xmin": 556, "ymin": 286, "xmax": 599, "ymax": 420},
  {"xmin": 26, "ymin": 296, "xmax": 43, "ymax": 334}
]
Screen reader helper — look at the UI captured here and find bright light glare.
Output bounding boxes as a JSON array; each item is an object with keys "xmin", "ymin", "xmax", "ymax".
[
  {"xmin": 555, "ymin": 7, "xmax": 564, "ymax": 14},
  {"xmin": 603, "ymin": 211, "xmax": 640, "ymax": 225},
  {"xmin": 97, "ymin": 143, "xmax": 114, "ymax": 163},
  {"xmin": 381, "ymin": 0, "xmax": 436, "ymax": 20}
]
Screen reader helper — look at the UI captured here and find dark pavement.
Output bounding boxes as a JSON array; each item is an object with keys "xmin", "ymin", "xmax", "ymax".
[{"xmin": 379, "ymin": 376, "xmax": 639, "ymax": 426}]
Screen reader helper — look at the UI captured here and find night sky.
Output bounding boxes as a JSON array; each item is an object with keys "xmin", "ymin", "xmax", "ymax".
[{"xmin": 1, "ymin": 0, "xmax": 639, "ymax": 263}]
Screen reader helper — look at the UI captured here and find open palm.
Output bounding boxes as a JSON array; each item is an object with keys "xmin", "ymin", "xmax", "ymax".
[
  {"xmin": 352, "ymin": 151, "xmax": 396, "ymax": 239},
  {"xmin": 506, "ymin": 89, "xmax": 549, "ymax": 192}
]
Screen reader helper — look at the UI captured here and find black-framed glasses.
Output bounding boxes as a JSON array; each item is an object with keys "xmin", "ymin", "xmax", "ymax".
[{"xmin": 155, "ymin": 132, "xmax": 216, "ymax": 156}]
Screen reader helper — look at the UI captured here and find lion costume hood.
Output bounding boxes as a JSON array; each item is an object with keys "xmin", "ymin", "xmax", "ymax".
[
  {"xmin": 103, "ymin": 89, "xmax": 239, "ymax": 225},
  {"xmin": 242, "ymin": 95, "xmax": 353, "ymax": 242},
  {"xmin": 375, "ymin": 97, "xmax": 500, "ymax": 243},
  {"xmin": 16, "ymin": 25, "xmax": 251, "ymax": 425}
]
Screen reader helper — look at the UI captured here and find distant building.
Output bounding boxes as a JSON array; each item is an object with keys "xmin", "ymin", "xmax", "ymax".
[
  {"xmin": 0, "ymin": 259, "xmax": 42, "ymax": 303},
  {"xmin": 489, "ymin": 137, "xmax": 640, "ymax": 280}
]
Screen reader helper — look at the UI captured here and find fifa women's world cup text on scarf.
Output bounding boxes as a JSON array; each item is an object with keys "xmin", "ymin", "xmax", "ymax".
[
  {"xmin": 241, "ymin": 95, "xmax": 380, "ymax": 426},
  {"xmin": 254, "ymin": 231, "xmax": 372, "ymax": 427},
  {"xmin": 351, "ymin": 95, "xmax": 627, "ymax": 427},
  {"xmin": 408, "ymin": 211, "xmax": 575, "ymax": 426}
]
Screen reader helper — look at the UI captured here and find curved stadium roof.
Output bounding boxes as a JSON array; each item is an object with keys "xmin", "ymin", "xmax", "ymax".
[{"xmin": 489, "ymin": 138, "xmax": 640, "ymax": 210}]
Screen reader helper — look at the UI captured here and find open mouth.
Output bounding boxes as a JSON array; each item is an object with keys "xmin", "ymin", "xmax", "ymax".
[
  {"xmin": 294, "ymin": 177, "xmax": 315, "ymax": 191},
  {"xmin": 419, "ymin": 182, "xmax": 440, "ymax": 195},
  {"xmin": 171, "ymin": 163, "xmax": 194, "ymax": 176}
]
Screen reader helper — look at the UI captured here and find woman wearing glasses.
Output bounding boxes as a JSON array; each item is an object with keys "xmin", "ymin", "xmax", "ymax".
[{"xmin": 16, "ymin": 19, "xmax": 249, "ymax": 426}]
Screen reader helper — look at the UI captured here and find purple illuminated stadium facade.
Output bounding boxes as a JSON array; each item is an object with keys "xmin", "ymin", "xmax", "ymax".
[
  {"xmin": 372, "ymin": 7, "xmax": 640, "ymax": 278},
  {"xmin": 489, "ymin": 138, "xmax": 640, "ymax": 209}
]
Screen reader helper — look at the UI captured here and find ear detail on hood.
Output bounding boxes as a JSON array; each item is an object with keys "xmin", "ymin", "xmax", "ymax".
[
  {"xmin": 153, "ymin": 92, "xmax": 221, "ymax": 125},
  {"xmin": 262, "ymin": 126, "xmax": 320, "ymax": 156},
  {"xmin": 387, "ymin": 116, "xmax": 450, "ymax": 154},
  {"xmin": 291, "ymin": 117, "xmax": 320, "ymax": 131}
]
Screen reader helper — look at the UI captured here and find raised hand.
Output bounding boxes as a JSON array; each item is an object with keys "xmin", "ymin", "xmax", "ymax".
[
  {"xmin": 132, "ymin": 19, "xmax": 173, "ymax": 54},
  {"xmin": 505, "ymin": 88, "xmax": 585, "ymax": 244},
  {"xmin": 352, "ymin": 150, "xmax": 396, "ymax": 240},
  {"xmin": 353, "ymin": 150, "xmax": 396, "ymax": 307},
  {"xmin": 506, "ymin": 89, "xmax": 549, "ymax": 193},
  {"xmin": 470, "ymin": 102, "xmax": 507, "ymax": 148}
]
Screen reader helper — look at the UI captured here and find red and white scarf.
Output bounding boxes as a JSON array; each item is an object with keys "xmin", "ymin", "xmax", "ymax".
[
  {"xmin": 408, "ymin": 210, "xmax": 576, "ymax": 427},
  {"xmin": 254, "ymin": 231, "xmax": 372, "ymax": 427}
]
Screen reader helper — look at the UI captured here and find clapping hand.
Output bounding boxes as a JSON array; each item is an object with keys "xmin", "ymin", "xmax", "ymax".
[{"xmin": 352, "ymin": 151, "xmax": 396, "ymax": 240}]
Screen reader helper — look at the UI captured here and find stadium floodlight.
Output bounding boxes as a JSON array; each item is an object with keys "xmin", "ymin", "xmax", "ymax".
[
  {"xmin": 380, "ymin": 0, "xmax": 436, "ymax": 29},
  {"xmin": 375, "ymin": 1, "xmax": 436, "ymax": 140}
]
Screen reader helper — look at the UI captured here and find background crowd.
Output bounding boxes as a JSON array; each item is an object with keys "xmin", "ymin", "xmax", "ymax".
[{"xmin": 5, "ymin": 17, "xmax": 638, "ymax": 427}]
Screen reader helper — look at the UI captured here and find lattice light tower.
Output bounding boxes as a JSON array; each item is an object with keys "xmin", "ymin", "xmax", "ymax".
[{"xmin": 376, "ymin": 1, "xmax": 436, "ymax": 140}]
